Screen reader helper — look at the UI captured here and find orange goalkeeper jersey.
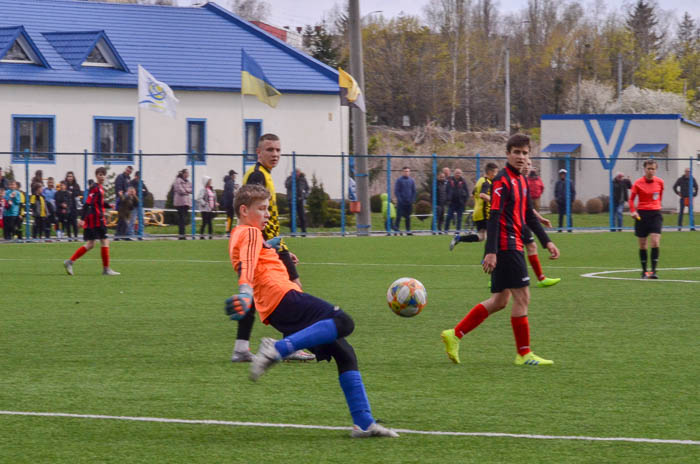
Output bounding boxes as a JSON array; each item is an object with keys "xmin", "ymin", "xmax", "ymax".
[
  {"xmin": 630, "ymin": 176, "xmax": 664, "ymax": 212},
  {"xmin": 229, "ymin": 224, "xmax": 300, "ymax": 323}
]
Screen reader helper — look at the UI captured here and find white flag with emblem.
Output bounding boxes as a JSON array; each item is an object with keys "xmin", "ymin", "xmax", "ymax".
[{"xmin": 138, "ymin": 65, "xmax": 179, "ymax": 118}]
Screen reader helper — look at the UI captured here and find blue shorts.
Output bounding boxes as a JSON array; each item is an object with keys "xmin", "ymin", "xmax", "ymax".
[{"xmin": 267, "ymin": 290, "xmax": 339, "ymax": 338}]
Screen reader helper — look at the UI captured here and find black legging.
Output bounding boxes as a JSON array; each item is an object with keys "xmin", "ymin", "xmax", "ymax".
[
  {"xmin": 176, "ymin": 206, "xmax": 189, "ymax": 238},
  {"xmin": 66, "ymin": 212, "xmax": 79, "ymax": 238},
  {"xmin": 200, "ymin": 211, "xmax": 214, "ymax": 237}
]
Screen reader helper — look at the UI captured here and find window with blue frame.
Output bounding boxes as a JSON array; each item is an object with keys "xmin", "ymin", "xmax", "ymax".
[
  {"xmin": 12, "ymin": 116, "xmax": 55, "ymax": 162},
  {"xmin": 187, "ymin": 119, "xmax": 206, "ymax": 164},
  {"xmin": 94, "ymin": 118, "xmax": 133, "ymax": 162},
  {"xmin": 244, "ymin": 120, "xmax": 261, "ymax": 166}
]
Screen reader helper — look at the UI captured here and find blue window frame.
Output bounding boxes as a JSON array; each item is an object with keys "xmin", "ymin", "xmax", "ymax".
[
  {"xmin": 12, "ymin": 115, "xmax": 55, "ymax": 163},
  {"xmin": 187, "ymin": 119, "xmax": 206, "ymax": 164},
  {"xmin": 93, "ymin": 117, "xmax": 134, "ymax": 163},
  {"xmin": 244, "ymin": 119, "xmax": 262, "ymax": 167}
]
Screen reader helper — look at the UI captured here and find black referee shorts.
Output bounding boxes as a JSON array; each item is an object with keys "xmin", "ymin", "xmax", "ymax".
[
  {"xmin": 634, "ymin": 210, "xmax": 663, "ymax": 237},
  {"xmin": 84, "ymin": 225, "xmax": 108, "ymax": 241},
  {"xmin": 491, "ymin": 250, "xmax": 530, "ymax": 293}
]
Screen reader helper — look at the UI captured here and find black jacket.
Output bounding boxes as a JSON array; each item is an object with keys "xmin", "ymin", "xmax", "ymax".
[
  {"xmin": 435, "ymin": 179, "xmax": 448, "ymax": 206},
  {"xmin": 673, "ymin": 176, "xmax": 698, "ymax": 198},
  {"xmin": 446, "ymin": 177, "xmax": 469, "ymax": 207},
  {"xmin": 612, "ymin": 178, "xmax": 631, "ymax": 206},
  {"xmin": 555, "ymin": 179, "xmax": 575, "ymax": 203}
]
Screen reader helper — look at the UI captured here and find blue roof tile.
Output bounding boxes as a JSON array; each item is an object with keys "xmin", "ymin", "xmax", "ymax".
[{"xmin": 0, "ymin": 0, "xmax": 338, "ymax": 93}]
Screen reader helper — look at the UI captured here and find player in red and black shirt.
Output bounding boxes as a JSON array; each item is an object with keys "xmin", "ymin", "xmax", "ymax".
[
  {"xmin": 63, "ymin": 167, "xmax": 120, "ymax": 276},
  {"xmin": 441, "ymin": 134, "xmax": 560, "ymax": 366},
  {"xmin": 629, "ymin": 159, "xmax": 665, "ymax": 279}
]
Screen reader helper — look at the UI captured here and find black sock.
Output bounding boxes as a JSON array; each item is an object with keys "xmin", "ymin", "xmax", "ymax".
[
  {"xmin": 460, "ymin": 234, "xmax": 480, "ymax": 243},
  {"xmin": 639, "ymin": 249, "xmax": 648, "ymax": 273},
  {"xmin": 651, "ymin": 247, "xmax": 659, "ymax": 272}
]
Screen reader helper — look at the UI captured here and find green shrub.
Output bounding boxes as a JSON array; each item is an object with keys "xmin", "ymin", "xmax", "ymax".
[
  {"xmin": 370, "ymin": 194, "xmax": 382, "ymax": 213},
  {"xmin": 306, "ymin": 175, "xmax": 329, "ymax": 227},
  {"xmin": 572, "ymin": 199, "xmax": 585, "ymax": 214},
  {"xmin": 586, "ymin": 197, "xmax": 603, "ymax": 214},
  {"xmin": 277, "ymin": 193, "xmax": 289, "ymax": 215},
  {"xmin": 414, "ymin": 200, "xmax": 432, "ymax": 221}
]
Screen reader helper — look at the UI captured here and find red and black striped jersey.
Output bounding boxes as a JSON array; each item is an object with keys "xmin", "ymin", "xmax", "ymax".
[
  {"xmin": 485, "ymin": 164, "xmax": 550, "ymax": 253},
  {"xmin": 82, "ymin": 183, "xmax": 109, "ymax": 228}
]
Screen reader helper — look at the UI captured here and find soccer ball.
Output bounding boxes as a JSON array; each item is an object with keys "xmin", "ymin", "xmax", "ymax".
[{"xmin": 387, "ymin": 277, "xmax": 427, "ymax": 317}]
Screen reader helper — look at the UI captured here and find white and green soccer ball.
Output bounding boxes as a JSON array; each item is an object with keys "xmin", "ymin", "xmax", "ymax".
[{"xmin": 386, "ymin": 277, "xmax": 427, "ymax": 317}]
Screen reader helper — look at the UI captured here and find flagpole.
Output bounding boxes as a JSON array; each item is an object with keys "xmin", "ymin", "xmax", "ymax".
[{"xmin": 240, "ymin": 89, "xmax": 246, "ymax": 174}]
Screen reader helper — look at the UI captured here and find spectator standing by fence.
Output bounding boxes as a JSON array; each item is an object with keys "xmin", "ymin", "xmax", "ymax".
[
  {"xmin": 197, "ymin": 175, "xmax": 218, "ymax": 239},
  {"xmin": 673, "ymin": 168, "xmax": 698, "ymax": 230},
  {"xmin": 3, "ymin": 181, "xmax": 21, "ymax": 240},
  {"xmin": 117, "ymin": 186, "xmax": 138, "ymax": 241},
  {"xmin": 555, "ymin": 169, "xmax": 575, "ymax": 232},
  {"xmin": 526, "ymin": 168, "xmax": 544, "ymax": 211},
  {"xmin": 0, "ymin": 167, "xmax": 9, "ymax": 190},
  {"xmin": 394, "ymin": 167, "xmax": 416, "ymax": 235},
  {"xmin": 129, "ymin": 171, "xmax": 148, "ymax": 237},
  {"xmin": 64, "ymin": 172, "xmax": 82, "ymax": 241},
  {"xmin": 612, "ymin": 172, "xmax": 632, "ymax": 231},
  {"xmin": 285, "ymin": 168, "xmax": 309, "ymax": 235},
  {"xmin": 42, "ymin": 177, "xmax": 57, "ymax": 238},
  {"xmin": 30, "ymin": 183, "xmax": 50, "ymax": 240},
  {"xmin": 435, "ymin": 171, "xmax": 448, "ymax": 233},
  {"xmin": 114, "ymin": 166, "xmax": 133, "ymax": 239},
  {"xmin": 445, "ymin": 168, "xmax": 469, "ymax": 232},
  {"xmin": 55, "ymin": 181, "xmax": 71, "ymax": 239},
  {"xmin": 222, "ymin": 170, "xmax": 237, "ymax": 234},
  {"xmin": 173, "ymin": 169, "xmax": 192, "ymax": 240}
]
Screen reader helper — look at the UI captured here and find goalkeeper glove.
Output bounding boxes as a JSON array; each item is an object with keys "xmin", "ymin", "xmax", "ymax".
[
  {"xmin": 265, "ymin": 236, "xmax": 282, "ymax": 251},
  {"xmin": 225, "ymin": 284, "xmax": 253, "ymax": 320}
]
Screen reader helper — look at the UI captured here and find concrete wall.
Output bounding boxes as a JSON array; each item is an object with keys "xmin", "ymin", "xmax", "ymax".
[
  {"xmin": 540, "ymin": 115, "xmax": 700, "ymax": 212},
  {"xmin": 0, "ymin": 84, "xmax": 349, "ymax": 201}
]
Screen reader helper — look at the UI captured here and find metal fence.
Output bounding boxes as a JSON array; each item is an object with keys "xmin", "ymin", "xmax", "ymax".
[{"xmin": 1, "ymin": 150, "xmax": 696, "ymax": 241}]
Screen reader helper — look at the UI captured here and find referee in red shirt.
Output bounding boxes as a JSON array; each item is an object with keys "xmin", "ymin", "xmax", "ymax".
[
  {"xmin": 629, "ymin": 159, "xmax": 665, "ymax": 279},
  {"xmin": 441, "ymin": 134, "xmax": 560, "ymax": 366}
]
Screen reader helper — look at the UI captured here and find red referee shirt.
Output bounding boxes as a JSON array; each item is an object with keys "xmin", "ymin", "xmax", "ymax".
[{"xmin": 630, "ymin": 176, "xmax": 664, "ymax": 213}]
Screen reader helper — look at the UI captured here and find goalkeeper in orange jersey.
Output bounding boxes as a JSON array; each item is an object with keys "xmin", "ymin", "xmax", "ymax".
[{"xmin": 225, "ymin": 184, "xmax": 398, "ymax": 438}]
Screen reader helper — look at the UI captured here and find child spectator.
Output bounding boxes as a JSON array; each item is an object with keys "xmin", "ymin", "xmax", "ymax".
[
  {"xmin": 30, "ymin": 182, "xmax": 50, "ymax": 240},
  {"xmin": 4, "ymin": 181, "xmax": 21, "ymax": 240},
  {"xmin": 197, "ymin": 176, "xmax": 218, "ymax": 239},
  {"xmin": 43, "ymin": 177, "xmax": 57, "ymax": 238},
  {"xmin": 117, "ymin": 186, "xmax": 139, "ymax": 241},
  {"xmin": 55, "ymin": 181, "xmax": 71, "ymax": 239}
]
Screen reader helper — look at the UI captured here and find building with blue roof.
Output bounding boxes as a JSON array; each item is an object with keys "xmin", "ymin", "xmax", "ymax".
[
  {"xmin": 0, "ymin": 0, "xmax": 348, "ymax": 200},
  {"xmin": 539, "ymin": 114, "xmax": 700, "ymax": 215}
]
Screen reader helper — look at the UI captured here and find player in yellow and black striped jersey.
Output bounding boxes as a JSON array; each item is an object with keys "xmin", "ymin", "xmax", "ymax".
[
  {"xmin": 449, "ymin": 162, "xmax": 499, "ymax": 249},
  {"xmin": 231, "ymin": 133, "xmax": 314, "ymax": 363}
]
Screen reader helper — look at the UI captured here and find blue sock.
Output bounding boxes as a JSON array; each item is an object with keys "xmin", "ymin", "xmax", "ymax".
[
  {"xmin": 274, "ymin": 319, "xmax": 338, "ymax": 358},
  {"xmin": 339, "ymin": 370, "xmax": 374, "ymax": 430}
]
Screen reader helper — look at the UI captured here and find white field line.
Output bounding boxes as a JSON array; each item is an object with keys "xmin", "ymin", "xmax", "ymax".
[
  {"xmin": 1, "ymin": 410, "xmax": 699, "ymax": 446},
  {"xmin": 581, "ymin": 267, "xmax": 700, "ymax": 283}
]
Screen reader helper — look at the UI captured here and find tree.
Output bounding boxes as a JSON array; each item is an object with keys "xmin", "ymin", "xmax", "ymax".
[
  {"xmin": 227, "ymin": 0, "xmax": 269, "ymax": 22},
  {"xmin": 626, "ymin": 0, "xmax": 664, "ymax": 58},
  {"xmin": 608, "ymin": 85, "xmax": 687, "ymax": 114},
  {"xmin": 303, "ymin": 23, "xmax": 343, "ymax": 68}
]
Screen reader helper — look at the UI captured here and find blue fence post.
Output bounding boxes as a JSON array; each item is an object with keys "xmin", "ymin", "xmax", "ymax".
[
  {"xmin": 83, "ymin": 149, "xmax": 88, "ymax": 198},
  {"xmin": 608, "ymin": 166, "xmax": 614, "ymax": 231},
  {"xmin": 138, "ymin": 150, "xmax": 144, "ymax": 239},
  {"xmin": 475, "ymin": 153, "xmax": 481, "ymax": 182},
  {"xmin": 190, "ymin": 154, "xmax": 196, "ymax": 239},
  {"xmin": 291, "ymin": 151, "xmax": 297, "ymax": 235},
  {"xmin": 690, "ymin": 158, "xmax": 696, "ymax": 231},
  {"xmin": 565, "ymin": 155, "xmax": 571, "ymax": 232},
  {"xmin": 341, "ymin": 151, "xmax": 346, "ymax": 237},
  {"xmin": 24, "ymin": 149, "xmax": 30, "ymax": 240},
  {"xmin": 386, "ymin": 153, "xmax": 392, "ymax": 234},
  {"xmin": 431, "ymin": 153, "xmax": 437, "ymax": 234}
]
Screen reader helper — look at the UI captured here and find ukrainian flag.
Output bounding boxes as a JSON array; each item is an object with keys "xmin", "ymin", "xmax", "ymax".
[{"xmin": 241, "ymin": 50, "xmax": 281, "ymax": 108}]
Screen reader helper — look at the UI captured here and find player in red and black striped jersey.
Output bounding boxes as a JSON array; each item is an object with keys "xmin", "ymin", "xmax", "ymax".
[
  {"xmin": 441, "ymin": 134, "xmax": 560, "ymax": 366},
  {"xmin": 63, "ymin": 167, "xmax": 120, "ymax": 276}
]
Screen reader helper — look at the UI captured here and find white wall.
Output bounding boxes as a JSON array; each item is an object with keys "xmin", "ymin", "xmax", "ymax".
[
  {"xmin": 540, "ymin": 117, "xmax": 699, "ymax": 212},
  {"xmin": 0, "ymin": 84, "xmax": 349, "ymax": 201}
]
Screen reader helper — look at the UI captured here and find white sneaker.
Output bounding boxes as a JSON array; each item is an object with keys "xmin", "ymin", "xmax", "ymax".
[
  {"xmin": 350, "ymin": 422, "xmax": 399, "ymax": 438},
  {"xmin": 249, "ymin": 337, "xmax": 281, "ymax": 381},
  {"xmin": 284, "ymin": 350, "xmax": 316, "ymax": 362},
  {"xmin": 449, "ymin": 234, "xmax": 461, "ymax": 251},
  {"xmin": 64, "ymin": 260, "xmax": 74, "ymax": 276},
  {"xmin": 103, "ymin": 268, "xmax": 120, "ymax": 276},
  {"xmin": 231, "ymin": 349, "xmax": 254, "ymax": 363}
]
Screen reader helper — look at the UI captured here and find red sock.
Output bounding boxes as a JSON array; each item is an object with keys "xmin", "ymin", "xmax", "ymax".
[
  {"xmin": 454, "ymin": 304, "xmax": 489, "ymax": 338},
  {"xmin": 101, "ymin": 247, "xmax": 110, "ymax": 268},
  {"xmin": 528, "ymin": 254, "xmax": 545, "ymax": 281},
  {"xmin": 511, "ymin": 316, "xmax": 531, "ymax": 356},
  {"xmin": 70, "ymin": 246, "xmax": 88, "ymax": 262}
]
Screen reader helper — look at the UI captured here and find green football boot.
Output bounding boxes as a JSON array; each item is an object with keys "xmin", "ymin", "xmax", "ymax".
[
  {"xmin": 514, "ymin": 352, "xmax": 553, "ymax": 366},
  {"xmin": 441, "ymin": 329, "xmax": 461, "ymax": 364},
  {"xmin": 536, "ymin": 277, "xmax": 561, "ymax": 288}
]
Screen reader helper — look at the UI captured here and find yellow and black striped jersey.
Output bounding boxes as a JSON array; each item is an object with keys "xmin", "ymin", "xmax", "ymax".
[{"xmin": 243, "ymin": 162, "xmax": 289, "ymax": 252}]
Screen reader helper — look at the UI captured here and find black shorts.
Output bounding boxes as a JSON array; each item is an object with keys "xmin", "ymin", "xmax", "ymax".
[
  {"xmin": 475, "ymin": 219, "xmax": 487, "ymax": 231},
  {"xmin": 84, "ymin": 225, "xmax": 108, "ymax": 241},
  {"xmin": 278, "ymin": 250, "xmax": 300, "ymax": 281},
  {"xmin": 268, "ymin": 290, "xmax": 344, "ymax": 362},
  {"xmin": 634, "ymin": 210, "xmax": 663, "ymax": 237},
  {"xmin": 491, "ymin": 250, "xmax": 529, "ymax": 293},
  {"xmin": 522, "ymin": 225, "xmax": 535, "ymax": 244}
]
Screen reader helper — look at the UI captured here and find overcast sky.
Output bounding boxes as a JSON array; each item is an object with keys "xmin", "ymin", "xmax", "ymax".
[{"xmin": 258, "ymin": 0, "xmax": 700, "ymax": 30}]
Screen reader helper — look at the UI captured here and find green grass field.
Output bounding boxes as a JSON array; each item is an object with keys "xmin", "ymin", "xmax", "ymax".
[{"xmin": 2, "ymin": 231, "xmax": 700, "ymax": 463}]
